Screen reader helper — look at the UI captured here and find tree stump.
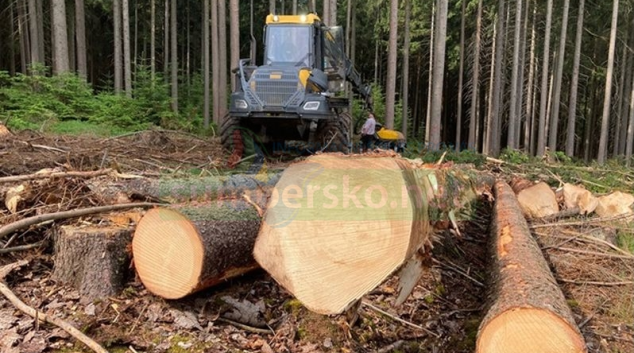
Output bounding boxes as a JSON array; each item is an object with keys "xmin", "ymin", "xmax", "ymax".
[{"xmin": 52, "ymin": 225, "xmax": 133, "ymax": 301}]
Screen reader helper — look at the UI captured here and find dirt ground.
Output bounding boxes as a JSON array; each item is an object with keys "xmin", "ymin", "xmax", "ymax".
[{"xmin": 1, "ymin": 130, "xmax": 632, "ymax": 352}]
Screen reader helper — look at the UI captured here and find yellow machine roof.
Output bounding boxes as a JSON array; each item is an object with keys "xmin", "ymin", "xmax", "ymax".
[
  {"xmin": 265, "ymin": 13, "xmax": 321, "ymax": 24},
  {"xmin": 377, "ymin": 128, "xmax": 406, "ymax": 142}
]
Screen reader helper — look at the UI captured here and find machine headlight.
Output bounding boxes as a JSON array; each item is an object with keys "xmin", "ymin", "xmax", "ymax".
[
  {"xmin": 235, "ymin": 99, "xmax": 248, "ymax": 109},
  {"xmin": 303, "ymin": 101, "xmax": 320, "ymax": 110}
]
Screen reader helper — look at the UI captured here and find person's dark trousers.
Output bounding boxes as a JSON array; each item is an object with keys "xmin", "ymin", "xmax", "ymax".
[{"xmin": 361, "ymin": 134, "xmax": 374, "ymax": 152}]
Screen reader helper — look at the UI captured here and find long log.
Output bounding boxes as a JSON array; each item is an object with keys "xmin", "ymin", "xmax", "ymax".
[
  {"xmin": 90, "ymin": 172, "xmax": 280, "ymax": 204},
  {"xmin": 476, "ymin": 181, "xmax": 586, "ymax": 353},
  {"xmin": 253, "ymin": 154, "xmax": 489, "ymax": 314},
  {"xmin": 132, "ymin": 190, "xmax": 270, "ymax": 299}
]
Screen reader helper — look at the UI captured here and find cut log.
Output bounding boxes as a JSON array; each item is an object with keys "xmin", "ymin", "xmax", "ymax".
[
  {"xmin": 52, "ymin": 225, "xmax": 133, "ymax": 302},
  {"xmin": 595, "ymin": 191, "xmax": 634, "ymax": 217},
  {"xmin": 90, "ymin": 172, "xmax": 280, "ymax": 204},
  {"xmin": 516, "ymin": 181, "xmax": 559, "ymax": 219},
  {"xmin": 132, "ymin": 195, "xmax": 269, "ymax": 299},
  {"xmin": 253, "ymin": 154, "xmax": 487, "ymax": 314},
  {"xmin": 476, "ymin": 181, "xmax": 586, "ymax": 353},
  {"xmin": 0, "ymin": 124, "xmax": 11, "ymax": 138},
  {"xmin": 563, "ymin": 183, "xmax": 598, "ymax": 215}
]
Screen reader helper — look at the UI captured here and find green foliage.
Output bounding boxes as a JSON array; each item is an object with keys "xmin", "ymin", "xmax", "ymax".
[
  {"xmin": 0, "ymin": 65, "xmax": 210, "ymax": 136},
  {"xmin": 403, "ymin": 140, "xmax": 486, "ymax": 166},
  {"xmin": 500, "ymin": 148, "xmax": 533, "ymax": 164},
  {"xmin": 351, "ymin": 82, "xmax": 403, "ymax": 132}
]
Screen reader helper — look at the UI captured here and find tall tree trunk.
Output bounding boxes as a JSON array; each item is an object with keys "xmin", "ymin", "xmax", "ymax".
[
  {"xmin": 163, "ymin": 0, "xmax": 169, "ymax": 81},
  {"xmin": 484, "ymin": 20, "xmax": 497, "ymax": 154},
  {"xmin": 536, "ymin": 0, "xmax": 553, "ymax": 156},
  {"xmin": 185, "ymin": 4, "xmax": 190, "ymax": 96},
  {"xmin": 566, "ymin": 0, "xmax": 585, "ymax": 157},
  {"xmin": 230, "ymin": 0, "xmax": 239, "ymax": 92},
  {"xmin": 626, "ymin": 71, "xmax": 634, "ymax": 166},
  {"xmin": 292, "ymin": 0, "xmax": 297, "ymax": 15},
  {"xmin": 486, "ymin": 0, "xmax": 505, "ymax": 156},
  {"xmin": 35, "ymin": 0, "xmax": 44, "ymax": 65},
  {"xmin": 384, "ymin": 0, "xmax": 398, "ymax": 130},
  {"xmin": 468, "ymin": 0, "xmax": 483, "ymax": 151},
  {"xmin": 525, "ymin": 4, "xmax": 537, "ymax": 153},
  {"xmin": 9, "ymin": 1, "xmax": 16, "ymax": 76},
  {"xmin": 429, "ymin": 0, "xmax": 448, "ymax": 150},
  {"xmin": 269, "ymin": 0, "xmax": 275, "ymax": 14},
  {"xmin": 322, "ymin": 0, "xmax": 330, "ymax": 25},
  {"xmin": 373, "ymin": 32, "xmax": 379, "ymax": 84},
  {"xmin": 75, "ymin": 0, "xmax": 87, "ymax": 78},
  {"xmin": 507, "ymin": 0, "xmax": 523, "ymax": 149},
  {"xmin": 51, "ymin": 0, "xmax": 69, "ymax": 73},
  {"xmin": 548, "ymin": 0, "xmax": 570, "ymax": 153},
  {"xmin": 613, "ymin": 45, "xmax": 627, "ymax": 157},
  {"xmin": 211, "ymin": 0, "xmax": 220, "ymax": 124},
  {"xmin": 49, "ymin": 0, "xmax": 56, "ymax": 70},
  {"xmin": 134, "ymin": 2, "xmax": 139, "ymax": 75},
  {"xmin": 170, "ymin": 0, "xmax": 178, "ymax": 113},
  {"xmin": 618, "ymin": 18, "xmax": 634, "ymax": 156},
  {"xmin": 68, "ymin": 1, "xmax": 76, "ymax": 72},
  {"xmin": 114, "ymin": 0, "xmax": 123, "ymax": 93},
  {"xmin": 27, "ymin": 0, "xmax": 41, "ymax": 67},
  {"xmin": 402, "ymin": 0, "xmax": 411, "ymax": 138},
  {"xmin": 17, "ymin": 0, "xmax": 29, "ymax": 74},
  {"xmin": 514, "ymin": 0, "xmax": 529, "ymax": 147},
  {"xmin": 597, "ymin": 0, "xmax": 619, "ymax": 165},
  {"xmin": 150, "ymin": 0, "xmax": 156, "ymax": 81},
  {"xmin": 203, "ymin": 0, "xmax": 211, "ymax": 129},
  {"xmin": 455, "ymin": 0, "xmax": 465, "ymax": 151},
  {"xmin": 218, "ymin": 0, "xmax": 228, "ymax": 118},
  {"xmin": 123, "ymin": 0, "xmax": 132, "ymax": 98},
  {"xmin": 425, "ymin": 0, "xmax": 436, "ymax": 143},
  {"xmin": 329, "ymin": 0, "xmax": 337, "ymax": 26}
]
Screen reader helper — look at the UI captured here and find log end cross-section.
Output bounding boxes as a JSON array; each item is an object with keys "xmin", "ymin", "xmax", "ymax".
[
  {"xmin": 254, "ymin": 155, "xmax": 433, "ymax": 315},
  {"xmin": 133, "ymin": 201, "xmax": 262, "ymax": 299}
]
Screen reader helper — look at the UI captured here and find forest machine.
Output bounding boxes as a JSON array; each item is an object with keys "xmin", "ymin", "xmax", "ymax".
[{"xmin": 221, "ymin": 12, "xmax": 376, "ymax": 159}]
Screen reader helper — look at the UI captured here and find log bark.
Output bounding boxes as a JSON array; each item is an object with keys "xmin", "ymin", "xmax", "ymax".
[
  {"xmin": 52, "ymin": 225, "xmax": 133, "ymax": 301},
  {"xmin": 476, "ymin": 181, "xmax": 586, "ymax": 353},
  {"xmin": 90, "ymin": 173, "xmax": 280, "ymax": 204},
  {"xmin": 132, "ymin": 196, "xmax": 269, "ymax": 299},
  {"xmin": 253, "ymin": 154, "xmax": 490, "ymax": 314}
]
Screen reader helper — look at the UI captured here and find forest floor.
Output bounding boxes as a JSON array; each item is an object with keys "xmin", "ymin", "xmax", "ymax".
[{"xmin": 0, "ymin": 129, "xmax": 633, "ymax": 353}]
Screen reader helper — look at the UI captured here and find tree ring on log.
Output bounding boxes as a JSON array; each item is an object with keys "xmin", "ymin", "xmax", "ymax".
[
  {"xmin": 133, "ymin": 209, "xmax": 203, "ymax": 299},
  {"xmin": 477, "ymin": 308, "xmax": 586, "ymax": 353}
]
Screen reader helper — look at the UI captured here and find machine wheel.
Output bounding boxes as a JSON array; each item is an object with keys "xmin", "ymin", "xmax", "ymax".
[
  {"xmin": 220, "ymin": 115, "xmax": 258, "ymax": 167},
  {"xmin": 317, "ymin": 112, "xmax": 351, "ymax": 153}
]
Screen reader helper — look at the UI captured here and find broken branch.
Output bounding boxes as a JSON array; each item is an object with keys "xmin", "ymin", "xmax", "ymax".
[
  {"xmin": 0, "ymin": 169, "xmax": 113, "ymax": 183},
  {"xmin": 0, "ymin": 241, "xmax": 46, "ymax": 254},
  {"xmin": 0, "ymin": 261, "xmax": 108, "ymax": 353},
  {"xmin": 0, "ymin": 202, "xmax": 159, "ymax": 240}
]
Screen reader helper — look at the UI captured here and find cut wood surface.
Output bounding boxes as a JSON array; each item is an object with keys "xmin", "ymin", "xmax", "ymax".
[
  {"xmin": 476, "ymin": 181, "xmax": 586, "ymax": 353},
  {"xmin": 254, "ymin": 154, "xmax": 486, "ymax": 314},
  {"xmin": 516, "ymin": 181, "xmax": 559, "ymax": 218},
  {"xmin": 133, "ymin": 194, "xmax": 269, "ymax": 299},
  {"xmin": 90, "ymin": 172, "xmax": 280, "ymax": 204},
  {"xmin": 52, "ymin": 225, "xmax": 133, "ymax": 301}
]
